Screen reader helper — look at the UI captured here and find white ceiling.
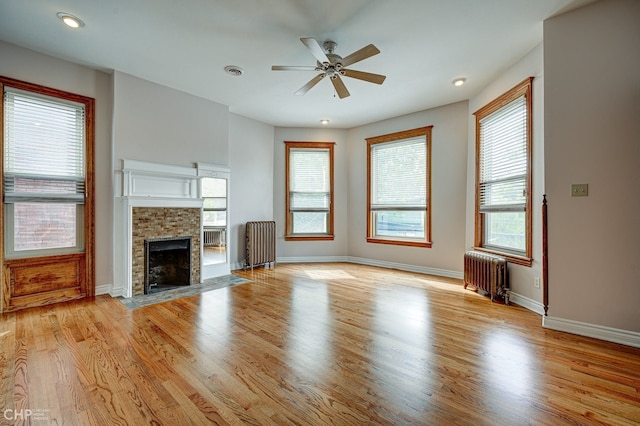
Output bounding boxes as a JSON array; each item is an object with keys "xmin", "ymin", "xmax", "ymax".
[{"xmin": 0, "ymin": 0, "xmax": 594, "ymax": 128}]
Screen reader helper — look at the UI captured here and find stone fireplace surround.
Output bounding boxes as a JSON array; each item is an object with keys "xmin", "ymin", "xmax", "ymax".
[{"xmin": 132, "ymin": 207, "xmax": 200, "ymax": 296}]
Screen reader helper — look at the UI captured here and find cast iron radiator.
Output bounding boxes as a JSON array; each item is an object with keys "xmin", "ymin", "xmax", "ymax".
[
  {"xmin": 245, "ymin": 221, "xmax": 276, "ymax": 270},
  {"xmin": 203, "ymin": 227, "xmax": 226, "ymax": 247},
  {"xmin": 463, "ymin": 251, "xmax": 509, "ymax": 304}
]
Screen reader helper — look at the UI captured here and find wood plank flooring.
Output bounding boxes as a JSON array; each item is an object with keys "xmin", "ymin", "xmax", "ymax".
[{"xmin": 1, "ymin": 263, "xmax": 639, "ymax": 425}]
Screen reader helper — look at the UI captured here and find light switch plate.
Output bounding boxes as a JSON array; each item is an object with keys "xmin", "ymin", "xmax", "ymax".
[{"xmin": 571, "ymin": 183, "xmax": 589, "ymax": 197}]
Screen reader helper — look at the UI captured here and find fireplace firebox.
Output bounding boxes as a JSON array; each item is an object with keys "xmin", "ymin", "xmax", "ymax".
[{"xmin": 144, "ymin": 236, "xmax": 191, "ymax": 294}]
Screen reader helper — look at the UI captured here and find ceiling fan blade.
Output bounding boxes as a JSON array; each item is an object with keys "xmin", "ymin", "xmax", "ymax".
[
  {"xmin": 272, "ymin": 65, "xmax": 318, "ymax": 71},
  {"xmin": 295, "ymin": 73, "xmax": 326, "ymax": 96},
  {"xmin": 342, "ymin": 69, "xmax": 386, "ymax": 85},
  {"xmin": 330, "ymin": 75, "xmax": 350, "ymax": 99},
  {"xmin": 300, "ymin": 37, "xmax": 330, "ymax": 64},
  {"xmin": 340, "ymin": 44, "xmax": 380, "ymax": 68}
]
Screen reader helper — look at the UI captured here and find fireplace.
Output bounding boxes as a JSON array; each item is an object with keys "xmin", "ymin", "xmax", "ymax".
[
  {"xmin": 145, "ymin": 236, "xmax": 191, "ymax": 294},
  {"xmin": 118, "ymin": 160, "xmax": 206, "ymax": 298},
  {"xmin": 130, "ymin": 207, "xmax": 201, "ymax": 296}
]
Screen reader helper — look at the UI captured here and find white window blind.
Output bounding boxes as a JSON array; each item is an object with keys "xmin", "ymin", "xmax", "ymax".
[
  {"xmin": 4, "ymin": 88, "xmax": 86, "ymax": 204},
  {"xmin": 289, "ymin": 148, "xmax": 330, "ymax": 212},
  {"xmin": 478, "ymin": 95, "xmax": 527, "ymax": 213},
  {"xmin": 371, "ymin": 137, "xmax": 426, "ymax": 210},
  {"xmin": 202, "ymin": 177, "xmax": 227, "ymax": 210}
]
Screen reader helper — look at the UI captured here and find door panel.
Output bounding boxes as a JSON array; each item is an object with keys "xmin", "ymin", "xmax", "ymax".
[{"xmin": 3, "ymin": 253, "xmax": 87, "ymax": 311}]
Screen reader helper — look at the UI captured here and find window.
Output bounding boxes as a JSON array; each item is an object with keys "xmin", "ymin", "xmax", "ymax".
[
  {"xmin": 285, "ymin": 141, "xmax": 334, "ymax": 240},
  {"xmin": 366, "ymin": 126, "xmax": 432, "ymax": 247},
  {"xmin": 3, "ymin": 82, "xmax": 90, "ymax": 257},
  {"xmin": 202, "ymin": 177, "xmax": 227, "ymax": 228},
  {"xmin": 474, "ymin": 77, "xmax": 533, "ymax": 266}
]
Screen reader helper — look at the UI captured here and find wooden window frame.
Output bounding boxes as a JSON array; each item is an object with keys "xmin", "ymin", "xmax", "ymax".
[
  {"xmin": 366, "ymin": 126, "xmax": 432, "ymax": 248},
  {"xmin": 285, "ymin": 141, "xmax": 335, "ymax": 241},
  {"xmin": 473, "ymin": 77, "xmax": 533, "ymax": 267},
  {"xmin": 1, "ymin": 76, "xmax": 95, "ymax": 312}
]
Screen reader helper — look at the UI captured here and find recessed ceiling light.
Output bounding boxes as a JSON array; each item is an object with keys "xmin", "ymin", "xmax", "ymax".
[
  {"xmin": 452, "ymin": 78, "xmax": 466, "ymax": 87},
  {"xmin": 57, "ymin": 12, "xmax": 84, "ymax": 29},
  {"xmin": 224, "ymin": 65, "xmax": 244, "ymax": 77},
  {"xmin": 320, "ymin": 119, "xmax": 330, "ymax": 125}
]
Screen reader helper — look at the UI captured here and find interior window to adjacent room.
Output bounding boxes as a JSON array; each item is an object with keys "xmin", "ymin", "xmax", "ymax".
[
  {"xmin": 3, "ymin": 85, "xmax": 87, "ymax": 258},
  {"xmin": 366, "ymin": 126, "xmax": 432, "ymax": 248},
  {"xmin": 202, "ymin": 177, "xmax": 227, "ymax": 265},
  {"xmin": 474, "ymin": 77, "xmax": 533, "ymax": 266},
  {"xmin": 202, "ymin": 177, "xmax": 227, "ymax": 228},
  {"xmin": 285, "ymin": 141, "xmax": 334, "ymax": 240}
]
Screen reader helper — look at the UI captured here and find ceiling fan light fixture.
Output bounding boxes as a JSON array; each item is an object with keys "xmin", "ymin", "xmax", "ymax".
[
  {"xmin": 452, "ymin": 77, "xmax": 466, "ymax": 87},
  {"xmin": 57, "ymin": 12, "xmax": 84, "ymax": 28},
  {"xmin": 224, "ymin": 65, "xmax": 244, "ymax": 77}
]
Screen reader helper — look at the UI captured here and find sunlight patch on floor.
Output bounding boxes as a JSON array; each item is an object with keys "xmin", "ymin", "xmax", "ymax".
[
  {"xmin": 415, "ymin": 278, "xmax": 467, "ymax": 293},
  {"xmin": 305, "ymin": 270, "xmax": 355, "ymax": 280},
  {"xmin": 483, "ymin": 331, "xmax": 532, "ymax": 397}
]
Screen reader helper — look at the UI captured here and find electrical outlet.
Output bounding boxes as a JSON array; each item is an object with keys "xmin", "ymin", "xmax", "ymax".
[{"xmin": 534, "ymin": 277, "xmax": 541, "ymax": 288}]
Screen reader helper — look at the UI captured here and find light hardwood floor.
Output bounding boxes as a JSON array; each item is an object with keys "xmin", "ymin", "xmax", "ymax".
[{"xmin": 1, "ymin": 263, "xmax": 639, "ymax": 425}]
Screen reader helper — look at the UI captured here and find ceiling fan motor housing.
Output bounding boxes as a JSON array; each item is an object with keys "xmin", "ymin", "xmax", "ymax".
[{"xmin": 322, "ymin": 42, "xmax": 343, "ymax": 78}]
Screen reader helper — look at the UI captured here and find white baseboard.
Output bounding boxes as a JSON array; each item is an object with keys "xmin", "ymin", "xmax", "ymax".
[
  {"xmin": 275, "ymin": 256, "xmax": 463, "ymax": 280},
  {"xmin": 543, "ymin": 316, "xmax": 640, "ymax": 348},
  {"xmin": 109, "ymin": 285, "xmax": 125, "ymax": 298},
  {"xmin": 348, "ymin": 256, "xmax": 463, "ymax": 279},
  {"xmin": 508, "ymin": 292, "xmax": 545, "ymax": 315},
  {"xmin": 95, "ymin": 284, "xmax": 113, "ymax": 296},
  {"xmin": 277, "ymin": 256, "xmax": 349, "ymax": 264},
  {"xmin": 96, "ymin": 283, "xmax": 126, "ymax": 298}
]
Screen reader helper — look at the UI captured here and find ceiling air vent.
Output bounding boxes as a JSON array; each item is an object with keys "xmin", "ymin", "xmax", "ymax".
[{"xmin": 224, "ymin": 65, "xmax": 244, "ymax": 77}]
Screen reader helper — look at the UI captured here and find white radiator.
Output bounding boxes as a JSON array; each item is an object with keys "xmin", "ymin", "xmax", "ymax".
[{"xmin": 203, "ymin": 227, "xmax": 226, "ymax": 247}]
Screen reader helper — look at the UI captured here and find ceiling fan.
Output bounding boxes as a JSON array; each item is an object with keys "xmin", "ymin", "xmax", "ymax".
[{"xmin": 272, "ymin": 37, "xmax": 386, "ymax": 99}]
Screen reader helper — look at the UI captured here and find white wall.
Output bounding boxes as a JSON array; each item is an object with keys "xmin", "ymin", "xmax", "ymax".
[
  {"xmin": 347, "ymin": 101, "xmax": 469, "ymax": 275},
  {"xmin": 229, "ymin": 113, "xmax": 275, "ymax": 269},
  {"xmin": 544, "ymin": 0, "xmax": 640, "ymax": 333},
  {"xmin": 465, "ymin": 44, "xmax": 545, "ymax": 312},
  {"xmin": 0, "ymin": 41, "xmax": 114, "ymax": 289},
  {"xmin": 112, "ymin": 71, "xmax": 228, "ymax": 169},
  {"xmin": 273, "ymin": 128, "xmax": 350, "ymax": 260}
]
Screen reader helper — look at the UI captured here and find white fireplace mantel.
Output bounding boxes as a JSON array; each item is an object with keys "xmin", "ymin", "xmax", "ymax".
[{"xmin": 122, "ymin": 159, "xmax": 200, "ymax": 200}]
